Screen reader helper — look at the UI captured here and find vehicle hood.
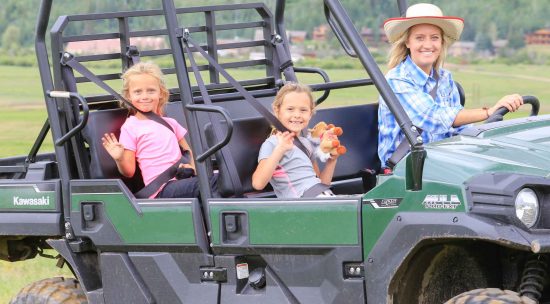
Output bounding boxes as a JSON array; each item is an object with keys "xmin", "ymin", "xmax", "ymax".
[{"xmin": 417, "ymin": 116, "xmax": 550, "ymax": 183}]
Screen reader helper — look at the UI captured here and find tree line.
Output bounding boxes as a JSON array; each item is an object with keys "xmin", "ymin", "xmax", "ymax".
[{"xmin": 2, "ymin": 0, "xmax": 550, "ymax": 54}]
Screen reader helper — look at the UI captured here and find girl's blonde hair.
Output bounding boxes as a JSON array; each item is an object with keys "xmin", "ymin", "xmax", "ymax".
[
  {"xmin": 270, "ymin": 82, "xmax": 315, "ymax": 135},
  {"xmin": 387, "ymin": 25, "xmax": 450, "ymax": 72},
  {"xmin": 121, "ymin": 61, "xmax": 169, "ymax": 115},
  {"xmin": 272, "ymin": 82, "xmax": 315, "ymax": 115}
]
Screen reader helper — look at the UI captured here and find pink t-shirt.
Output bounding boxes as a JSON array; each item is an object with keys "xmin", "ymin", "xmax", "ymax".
[{"xmin": 119, "ymin": 116, "xmax": 187, "ymax": 196}]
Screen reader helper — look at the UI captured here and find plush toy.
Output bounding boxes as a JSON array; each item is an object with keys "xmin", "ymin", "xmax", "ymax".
[{"xmin": 307, "ymin": 122, "xmax": 347, "ymax": 162}]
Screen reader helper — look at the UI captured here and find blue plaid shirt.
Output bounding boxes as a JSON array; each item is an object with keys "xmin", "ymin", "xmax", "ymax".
[{"xmin": 378, "ymin": 56, "xmax": 466, "ymax": 166}]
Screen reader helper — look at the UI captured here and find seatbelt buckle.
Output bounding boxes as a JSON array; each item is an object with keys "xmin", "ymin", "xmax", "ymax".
[
  {"xmin": 271, "ymin": 34, "xmax": 283, "ymax": 45},
  {"xmin": 279, "ymin": 60, "xmax": 294, "ymax": 71},
  {"xmin": 60, "ymin": 52, "xmax": 75, "ymax": 66},
  {"xmin": 181, "ymin": 28, "xmax": 191, "ymax": 42},
  {"xmin": 125, "ymin": 45, "xmax": 140, "ymax": 59}
]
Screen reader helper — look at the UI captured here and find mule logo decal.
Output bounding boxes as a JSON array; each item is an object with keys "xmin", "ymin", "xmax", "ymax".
[{"xmin": 422, "ymin": 195, "xmax": 461, "ymax": 209}]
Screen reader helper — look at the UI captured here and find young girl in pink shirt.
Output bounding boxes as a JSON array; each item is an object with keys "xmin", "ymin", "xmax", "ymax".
[{"xmin": 101, "ymin": 61, "xmax": 217, "ymax": 198}]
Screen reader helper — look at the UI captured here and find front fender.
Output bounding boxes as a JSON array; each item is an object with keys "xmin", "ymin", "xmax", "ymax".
[{"xmin": 364, "ymin": 211, "xmax": 534, "ymax": 302}]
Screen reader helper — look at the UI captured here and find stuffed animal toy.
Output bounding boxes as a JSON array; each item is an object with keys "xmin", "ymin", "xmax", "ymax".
[{"xmin": 308, "ymin": 122, "xmax": 347, "ymax": 162}]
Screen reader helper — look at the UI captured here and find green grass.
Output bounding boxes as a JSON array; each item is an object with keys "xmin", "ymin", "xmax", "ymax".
[
  {"xmin": 450, "ymin": 63, "xmax": 550, "ymax": 109},
  {"xmin": 0, "ymin": 108, "xmax": 53, "ymax": 157},
  {"xmin": 1, "ymin": 63, "xmax": 548, "ymax": 158},
  {"xmin": 0, "ymin": 63, "xmax": 549, "ymax": 302},
  {"xmin": 0, "ymin": 252, "xmax": 74, "ymax": 302}
]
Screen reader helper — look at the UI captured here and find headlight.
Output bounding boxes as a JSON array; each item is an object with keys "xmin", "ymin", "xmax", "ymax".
[{"xmin": 515, "ymin": 188, "xmax": 539, "ymax": 228}]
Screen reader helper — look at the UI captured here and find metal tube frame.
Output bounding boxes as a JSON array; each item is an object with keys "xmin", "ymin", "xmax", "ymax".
[
  {"xmin": 319, "ymin": 0, "xmax": 425, "ymax": 189},
  {"xmin": 34, "ymin": 0, "xmax": 424, "ymax": 235},
  {"xmin": 36, "ymin": 0, "xmax": 74, "ymax": 230},
  {"xmin": 161, "ymin": 0, "xmax": 216, "ymax": 234}
]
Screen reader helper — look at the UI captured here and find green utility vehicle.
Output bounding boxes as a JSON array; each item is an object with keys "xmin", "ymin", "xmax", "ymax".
[{"xmin": 1, "ymin": 0, "xmax": 549, "ymax": 303}]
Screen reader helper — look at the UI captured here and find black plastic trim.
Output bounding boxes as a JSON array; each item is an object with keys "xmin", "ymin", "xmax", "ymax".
[
  {"xmin": 465, "ymin": 173, "xmax": 550, "ymax": 229},
  {"xmin": 0, "ymin": 213, "xmax": 62, "ymax": 235}
]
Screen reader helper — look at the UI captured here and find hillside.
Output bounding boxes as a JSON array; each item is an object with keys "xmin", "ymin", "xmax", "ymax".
[{"xmin": 1, "ymin": 0, "xmax": 550, "ymax": 51}]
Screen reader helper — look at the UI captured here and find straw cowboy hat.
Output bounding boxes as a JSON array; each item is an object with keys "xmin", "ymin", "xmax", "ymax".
[{"xmin": 383, "ymin": 3, "xmax": 464, "ymax": 44}]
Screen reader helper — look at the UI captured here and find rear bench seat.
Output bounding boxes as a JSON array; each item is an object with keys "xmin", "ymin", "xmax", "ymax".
[
  {"xmin": 81, "ymin": 108, "xmax": 142, "ymax": 192},
  {"xmin": 205, "ymin": 117, "xmax": 272, "ymax": 197},
  {"xmin": 82, "ymin": 97, "xmax": 380, "ymax": 197},
  {"xmin": 207, "ymin": 102, "xmax": 380, "ymax": 197},
  {"xmin": 81, "ymin": 102, "xmax": 188, "ymax": 193}
]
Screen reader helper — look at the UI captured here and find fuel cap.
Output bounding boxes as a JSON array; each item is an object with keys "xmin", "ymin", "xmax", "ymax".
[{"xmin": 248, "ymin": 268, "xmax": 266, "ymax": 289}]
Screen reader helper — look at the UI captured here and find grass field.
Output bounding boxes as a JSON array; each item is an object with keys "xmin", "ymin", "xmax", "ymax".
[
  {"xmin": 0, "ymin": 252, "xmax": 74, "ymax": 300},
  {"xmin": 0, "ymin": 63, "xmax": 549, "ymax": 301},
  {"xmin": 1, "ymin": 63, "xmax": 549, "ymax": 158}
]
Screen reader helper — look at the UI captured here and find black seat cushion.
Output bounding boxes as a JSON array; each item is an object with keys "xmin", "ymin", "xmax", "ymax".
[
  {"xmin": 205, "ymin": 103, "xmax": 380, "ymax": 197},
  {"xmin": 82, "ymin": 108, "xmax": 128, "ymax": 179},
  {"xmin": 81, "ymin": 102, "xmax": 190, "ymax": 192},
  {"xmin": 205, "ymin": 117, "xmax": 272, "ymax": 197},
  {"xmin": 81, "ymin": 108, "xmax": 145, "ymax": 192},
  {"xmin": 311, "ymin": 103, "xmax": 381, "ymax": 179}
]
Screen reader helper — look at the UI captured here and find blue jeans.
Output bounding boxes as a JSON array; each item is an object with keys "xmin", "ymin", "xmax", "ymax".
[{"xmin": 157, "ymin": 173, "xmax": 219, "ymax": 198}]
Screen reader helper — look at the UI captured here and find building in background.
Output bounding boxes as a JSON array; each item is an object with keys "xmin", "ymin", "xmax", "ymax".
[
  {"xmin": 525, "ymin": 28, "xmax": 550, "ymax": 45},
  {"xmin": 66, "ymin": 37, "xmax": 167, "ymax": 55}
]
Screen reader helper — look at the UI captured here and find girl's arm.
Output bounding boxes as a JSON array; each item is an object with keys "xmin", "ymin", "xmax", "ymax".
[
  {"xmin": 102, "ymin": 133, "xmax": 136, "ymax": 177},
  {"xmin": 252, "ymin": 157, "xmax": 282, "ymax": 190},
  {"xmin": 252, "ymin": 132, "xmax": 294, "ymax": 190},
  {"xmin": 315, "ymin": 157, "xmax": 338, "ymax": 185},
  {"xmin": 178, "ymin": 137, "xmax": 196, "ymax": 172}
]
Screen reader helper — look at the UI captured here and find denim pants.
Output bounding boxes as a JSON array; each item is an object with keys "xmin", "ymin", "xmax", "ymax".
[{"xmin": 157, "ymin": 173, "xmax": 219, "ymax": 198}]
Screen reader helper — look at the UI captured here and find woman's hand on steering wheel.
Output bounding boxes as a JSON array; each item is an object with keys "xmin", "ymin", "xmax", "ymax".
[
  {"xmin": 488, "ymin": 94, "xmax": 523, "ymax": 116},
  {"xmin": 486, "ymin": 95, "xmax": 540, "ymax": 123}
]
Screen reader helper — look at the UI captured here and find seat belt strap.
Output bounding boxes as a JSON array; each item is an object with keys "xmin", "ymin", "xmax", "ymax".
[
  {"xmin": 181, "ymin": 31, "xmax": 312, "ymax": 159},
  {"xmin": 271, "ymin": 35, "xmax": 297, "ymax": 82},
  {"xmin": 387, "ymin": 70, "xmax": 439, "ymax": 169},
  {"xmin": 134, "ymin": 152, "xmax": 190, "ymax": 199},
  {"xmin": 181, "ymin": 40, "xmax": 244, "ymax": 197},
  {"xmin": 429, "ymin": 69, "xmax": 439, "ymax": 100},
  {"xmin": 60, "ymin": 52, "xmax": 174, "ymax": 132},
  {"xmin": 301, "ymin": 183, "xmax": 331, "ymax": 198}
]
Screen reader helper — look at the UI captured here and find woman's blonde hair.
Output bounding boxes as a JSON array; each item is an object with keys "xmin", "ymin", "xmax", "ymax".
[
  {"xmin": 121, "ymin": 61, "xmax": 169, "ymax": 115},
  {"xmin": 271, "ymin": 82, "xmax": 315, "ymax": 135},
  {"xmin": 387, "ymin": 25, "xmax": 450, "ymax": 72}
]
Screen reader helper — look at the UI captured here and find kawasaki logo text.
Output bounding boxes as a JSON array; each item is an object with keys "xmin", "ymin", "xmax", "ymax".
[{"xmin": 13, "ymin": 196, "xmax": 50, "ymax": 206}]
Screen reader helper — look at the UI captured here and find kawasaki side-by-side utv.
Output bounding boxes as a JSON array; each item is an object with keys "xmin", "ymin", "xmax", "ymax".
[{"xmin": 1, "ymin": 0, "xmax": 550, "ymax": 303}]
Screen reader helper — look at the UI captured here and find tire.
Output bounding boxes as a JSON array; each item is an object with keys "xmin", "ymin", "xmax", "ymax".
[
  {"xmin": 9, "ymin": 277, "xmax": 87, "ymax": 304},
  {"xmin": 397, "ymin": 245, "xmax": 499, "ymax": 303},
  {"xmin": 445, "ymin": 288, "xmax": 536, "ymax": 304}
]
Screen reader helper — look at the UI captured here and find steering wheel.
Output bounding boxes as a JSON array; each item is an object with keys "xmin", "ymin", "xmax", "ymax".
[{"xmin": 485, "ymin": 95, "xmax": 540, "ymax": 123}]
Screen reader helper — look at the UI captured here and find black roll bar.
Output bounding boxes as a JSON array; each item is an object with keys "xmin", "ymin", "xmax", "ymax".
[
  {"xmin": 397, "ymin": 0, "xmax": 408, "ymax": 16},
  {"xmin": 293, "ymin": 67, "xmax": 331, "ymax": 105},
  {"xmin": 161, "ymin": 0, "xmax": 217, "ymax": 232},
  {"xmin": 36, "ymin": 0, "xmax": 76, "ymax": 225},
  {"xmin": 321, "ymin": 0, "xmax": 422, "ymax": 145},
  {"xmin": 320, "ymin": 0, "xmax": 425, "ymax": 190},
  {"xmin": 324, "ymin": 5, "xmax": 356, "ymax": 57},
  {"xmin": 185, "ymin": 104, "xmax": 234, "ymax": 163},
  {"xmin": 48, "ymin": 91, "xmax": 90, "ymax": 147}
]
